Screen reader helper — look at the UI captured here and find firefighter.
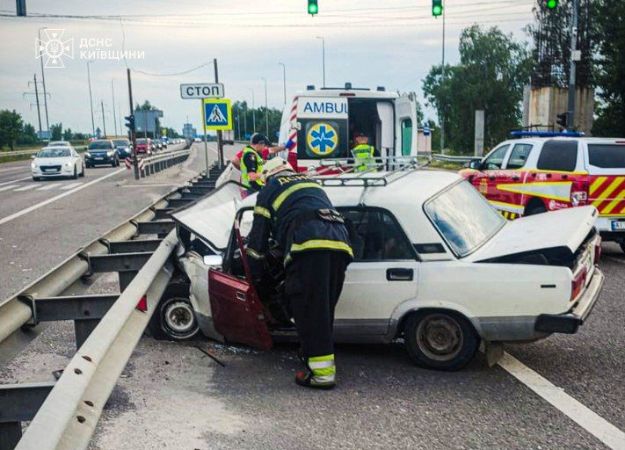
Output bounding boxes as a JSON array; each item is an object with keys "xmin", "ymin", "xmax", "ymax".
[
  {"xmin": 351, "ymin": 131, "xmax": 376, "ymax": 172},
  {"xmin": 239, "ymin": 133, "xmax": 273, "ymax": 195},
  {"xmin": 245, "ymin": 157, "xmax": 353, "ymax": 390}
]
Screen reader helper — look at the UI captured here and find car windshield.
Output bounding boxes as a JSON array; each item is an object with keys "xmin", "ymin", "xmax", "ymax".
[
  {"xmin": 48, "ymin": 141, "xmax": 69, "ymax": 147},
  {"xmin": 89, "ymin": 141, "xmax": 112, "ymax": 150},
  {"xmin": 113, "ymin": 140, "xmax": 129, "ymax": 147},
  {"xmin": 424, "ymin": 181, "xmax": 505, "ymax": 257},
  {"xmin": 136, "ymin": 139, "xmax": 147, "ymax": 144},
  {"xmin": 37, "ymin": 148, "xmax": 71, "ymax": 158}
]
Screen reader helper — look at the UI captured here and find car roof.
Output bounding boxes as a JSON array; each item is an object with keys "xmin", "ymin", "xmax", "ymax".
[
  {"xmin": 296, "ymin": 89, "xmax": 398, "ymax": 100},
  {"xmin": 497, "ymin": 137, "xmax": 625, "ymax": 146}
]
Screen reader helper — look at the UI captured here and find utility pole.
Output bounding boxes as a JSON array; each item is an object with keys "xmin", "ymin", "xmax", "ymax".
[
  {"xmin": 262, "ymin": 77, "xmax": 269, "ymax": 137},
  {"xmin": 32, "ymin": 74, "xmax": 43, "ymax": 136},
  {"xmin": 111, "ymin": 80, "xmax": 118, "ymax": 137},
  {"xmin": 316, "ymin": 36, "xmax": 326, "ymax": 88},
  {"xmin": 251, "ymin": 89, "xmax": 256, "ymax": 132},
  {"xmin": 279, "ymin": 62, "xmax": 287, "ymax": 105},
  {"xmin": 440, "ymin": 9, "xmax": 446, "ymax": 154},
  {"xmin": 16, "ymin": 0, "xmax": 26, "ymax": 16},
  {"xmin": 126, "ymin": 68, "xmax": 139, "ymax": 180},
  {"xmin": 38, "ymin": 27, "xmax": 50, "ymax": 137},
  {"xmin": 100, "ymin": 100, "xmax": 107, "ymax": 137},
  {"xmin": 566, "ymin": 0, "xmax": 580, "ymax": 130},
  {"xmin": 214, "ymin": 58, "xmax": 224, "ymax": 169},
  {"xmin": 242, "ymin": 102, "xmax": 247, "ymax": 139},
  {"xmin": 87, "ymin": 61, "xmax": 95, "ymax": 137}
]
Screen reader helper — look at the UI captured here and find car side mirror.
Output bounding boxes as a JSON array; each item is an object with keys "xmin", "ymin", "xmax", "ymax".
[
  {"xmin": 31, "ymin": 154, "xmax": 36, "ymax": 159},
  {"xmin": 467, "ymin": 159, "xmax": 482, "ymax": 170}
]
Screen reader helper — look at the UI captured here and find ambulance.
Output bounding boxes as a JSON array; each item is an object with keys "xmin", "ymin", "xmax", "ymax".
[{"xmin": 278, "ymin": 83, "xmax": 421, "ymax": 168}]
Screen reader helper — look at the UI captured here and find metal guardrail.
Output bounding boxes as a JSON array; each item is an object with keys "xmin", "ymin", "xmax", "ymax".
[
  {"xmin": 430, "ymin": 153, "xmax": 476, "ymax": 163},
  {"xmin": 0, "ymin": 163, "xmax": 224, "ymax": 449},
  {"xmin": 16, "ymin": 232, "xmax": 177, "ymax": 450},
  {"xmin": 137, "ymin": 148, "xmax": 191, "ymax": 178}
]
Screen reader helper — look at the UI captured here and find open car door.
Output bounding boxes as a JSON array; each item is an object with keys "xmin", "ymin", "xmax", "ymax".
[
  {"xmin": 395, "ymin": 93, "xmax": 418, "ymax": 157},
  {"xmin": 208, "ymin": 213, "xmax": 273, "ymax": 351}
]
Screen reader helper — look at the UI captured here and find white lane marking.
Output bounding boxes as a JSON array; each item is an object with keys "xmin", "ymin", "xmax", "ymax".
[
  {"xmin": 0, "ymin": 166, "xmax": 29, "ymax": 173},
  {"xmin": 0, "ymin": 176, "xmax": 31, "ymax": 187},
  {"xmin": 60, "ymin": 182, "xmax": 82, "ymax": 190},
  {"xmin": 499, "ymin": 352, "xmax": 625, "ymax": 449},
  {"xmin": 36, "ymin": 183, "xmax": 62, "ymax": 191},
  {"xmin": 0, "ymin": 184, "xmax": 20, "ymax": 192},
  {"xmin": 13, "ymin": 184, "xmax": 38, "ymax": 192},
  {"xmin": 0, "ymin": 169, "xmax": 125, "ymax": 227}
]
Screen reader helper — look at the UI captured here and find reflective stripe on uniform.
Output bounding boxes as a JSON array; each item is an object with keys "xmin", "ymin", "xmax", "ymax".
[
  {"xmin": 271, "ymin": 182, "xmax": 322, "ymax": 211},
  {"xmin": 308, "ymin": 354, "xmax": 336, "ymax": 380},
  {"xmin": 290, "ymin": 239, "xmax": 354, "ymax": 257},
  {"xmin": 246, "ymin": 248, "xmax": 264, "ymax": 259},
  {"xmin": 254, "ymin": 206, "xmax": 271, "ymax": 219}
]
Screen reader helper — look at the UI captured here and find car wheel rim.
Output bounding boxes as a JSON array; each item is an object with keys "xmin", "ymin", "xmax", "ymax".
[
  {"xmin": 163, "ymin": 299, "xmax": 196, "ymax": 335},
  {"xmin": 416, "ymin": 314, "xmax": 463, "ymax": 362}
]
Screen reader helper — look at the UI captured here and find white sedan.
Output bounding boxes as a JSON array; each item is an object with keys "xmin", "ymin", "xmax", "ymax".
[
  {"xmin": 31, "ymin": 146, "xmax": 85, "ymax": 181},
  {"xmin": 159, "ymin": 169, "xmax": 604, "ymax": 371}
]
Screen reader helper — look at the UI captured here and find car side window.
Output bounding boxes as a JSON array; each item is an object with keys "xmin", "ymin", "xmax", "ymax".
[
  {"xmin": 506, "ymin": 144, "xmax": 533, "ymax": 169},
  {"xmin": 483, "ymin": 145, "xmax": 510, "ymax": 170},
  {"xmin": 340, "ymin": 208, "xmax": 415, "ymax": 261},
  {"xmin": 536, "ymin": 140, "xmax": 579, "ymax": 171}
]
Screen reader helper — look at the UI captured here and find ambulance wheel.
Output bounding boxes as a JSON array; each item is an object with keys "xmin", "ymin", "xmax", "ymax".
[
  {"xmin": 148, "ymin": 283, "xmax": 199, "ymax": 341},
  {"xmin": 404, "ymin": 310, "xmax": 479, "ymax": 371}
]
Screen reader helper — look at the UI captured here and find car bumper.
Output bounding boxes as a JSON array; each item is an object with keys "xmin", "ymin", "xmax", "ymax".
[
  {"xmin": 596, "ymin": 217, "xmax": 625, "ymax": 241},
  {"xmin": 534, "ymin": 268, "xmax": 604, "ymax": 334},
  {"xmin": 86, "ymin": 156, "xmax": 115, "ymax": 164},
  {"xmin": 32, "ymin": 168, "xmax": 75, "ymax": 177}
]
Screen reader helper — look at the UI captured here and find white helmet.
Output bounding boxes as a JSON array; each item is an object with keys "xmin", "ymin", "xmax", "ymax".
[{"xmin": 261, "ymin": 157, "xmax": 293, "ymax": 182}]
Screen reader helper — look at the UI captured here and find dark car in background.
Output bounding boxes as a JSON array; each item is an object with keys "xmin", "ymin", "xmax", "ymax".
[
  {"xmin": 112, "ymin": 138, "xmax": 132, "ymax": 160},
  {"xmin": 85, "ymin": 140, "xmax": 120, "ymax": 167}
]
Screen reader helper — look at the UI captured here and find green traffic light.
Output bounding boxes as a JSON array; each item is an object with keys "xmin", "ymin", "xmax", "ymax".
[
  {"xmin": 308, "ymin": 0, "xmax": 318, "ymax": 15},
  {"xmin": 546, "ymin": 0, "xmax": 558, "ymax": 9},
  {"xmin": 432, "ymin": 5, "xmax": 443, "ymax": 16}
]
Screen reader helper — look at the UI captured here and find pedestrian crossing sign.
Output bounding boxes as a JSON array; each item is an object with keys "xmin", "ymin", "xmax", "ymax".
[{"xmin": 203, "ymin": 98, "xmax": 233, "ymax": 131}]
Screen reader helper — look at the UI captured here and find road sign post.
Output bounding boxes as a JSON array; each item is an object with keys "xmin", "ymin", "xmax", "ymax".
[{"xmin": 201, "ymin": 99, "xmax": 209, "ymax": 174}]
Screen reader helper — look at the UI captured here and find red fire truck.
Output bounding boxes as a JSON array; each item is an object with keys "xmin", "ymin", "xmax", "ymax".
[{"xmin": 460, "ymin": 133, "xmax": 625, "ymax": 253}]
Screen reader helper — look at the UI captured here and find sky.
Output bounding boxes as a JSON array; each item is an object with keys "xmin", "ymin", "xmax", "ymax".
[{"xmin": 0, "ymin": 0, "xmax": 536, "ymax": 136}]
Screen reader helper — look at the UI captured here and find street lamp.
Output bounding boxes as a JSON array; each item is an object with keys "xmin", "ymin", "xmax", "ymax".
[
  {"xmin": 37, "ymin": 27, "xmax": 50, "ymax": 135},
  {"xmin": 86, "ymin": 60, "xmax": 95, "ymax": 137},
  {"xmin": 261, "ymin": 77, "xmax": 269, "ymax": 137},
  {"xmin": 316, "ymin": 36, "xmax": 326, "ymax": 88},
  {"xmin": 250, "ymin": 88, "xmax": 256, "ymax": 132},
  {"xmin": 278, "ymin": 62, "xmax": 287, "ymax": 105}
]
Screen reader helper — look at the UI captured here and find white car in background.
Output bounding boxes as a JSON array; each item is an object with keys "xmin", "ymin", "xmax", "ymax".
[
  {"xmin": 160, "ymin": 170, "xmax": 604, "ymax": 371},
  {"xmin": 31, "ymin": 146, "xmax": 85, "ymax": 181}
]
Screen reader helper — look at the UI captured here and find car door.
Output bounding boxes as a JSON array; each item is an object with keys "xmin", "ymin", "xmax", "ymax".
[
  {"xmin": 471, "ymin": 144, "xmax": 513, "ymax": 210},
  {"xmin": 395, "ymin": 94, "xmax": 418, "ymax": 157},
  {"xmin": 334, "ymin": 207, "xmax": 419, "ymax": 337},
  {"xmin": 207, "ymin": 210, "xmax": 273, "ymax": 350}
]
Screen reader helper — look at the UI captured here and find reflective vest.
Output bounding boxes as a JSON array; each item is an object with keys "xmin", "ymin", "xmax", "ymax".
[
  {"xmin": 351, "ymin": 144, "xmax": 376, "ymax": 172},
  {"xmin": 240, "ymin": 146, "xmax": 264, "ymax": 190}
]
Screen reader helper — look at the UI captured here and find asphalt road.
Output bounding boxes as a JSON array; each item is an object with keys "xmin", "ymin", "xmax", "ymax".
[{"xmin": 1, "ymin": 152, "xmax": 625, "ymax": 449}]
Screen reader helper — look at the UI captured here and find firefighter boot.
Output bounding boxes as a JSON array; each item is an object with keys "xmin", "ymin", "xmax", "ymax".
[{"xmin": 295, "ymin": 354, "xmax": 336, "ymax": 390}]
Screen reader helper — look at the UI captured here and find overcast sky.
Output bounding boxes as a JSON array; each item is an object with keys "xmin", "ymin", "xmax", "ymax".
[{"xmin": 0, "ymin": 0, "xmax": 535, "ymax": 136}]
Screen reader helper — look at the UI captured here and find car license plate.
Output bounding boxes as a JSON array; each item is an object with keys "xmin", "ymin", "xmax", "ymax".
[
  {"xmin": 95, "ymin": 157, "xmax": 103, "ymax": 160},
  {"xmin": 611, "ymin": 221, "xmax": 625, "ymax": 231},
  {"xmin": 43, "ymin": 168, "xmax": 55, "ymax": 172}
]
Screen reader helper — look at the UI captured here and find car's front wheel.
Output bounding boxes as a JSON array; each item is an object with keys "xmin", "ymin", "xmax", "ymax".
[
  {"xmin": 148, "ymin": 283, "xmax": 199, "ymax": 341},
  {"xmin": 79, "ymin": 163, "xmax": 85, "ymax": 177},
  {"xmin": 404, "ymin": 310, "xmax": 479, "ymax": 371},
  {"xmin": 72, "ymin": 166, "xmax": 78, "ymax": 179}
]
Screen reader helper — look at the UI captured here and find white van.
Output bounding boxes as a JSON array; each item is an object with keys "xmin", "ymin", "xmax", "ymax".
[{"xmin": 278, "ymin": 84, "xmax": 420, "ymax": 168}]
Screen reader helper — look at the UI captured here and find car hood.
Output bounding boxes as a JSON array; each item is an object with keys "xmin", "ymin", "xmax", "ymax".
[
  {"xmin": 171, "ymin": 181, "xmax": 245, "ymax": 252},
  {"xmin": 34, "ymin": 157, "xmax": 73, "ymax": 165},
  {"xmin": 465, "ymin": 206, "xmax": 597, "ymax": 262}
]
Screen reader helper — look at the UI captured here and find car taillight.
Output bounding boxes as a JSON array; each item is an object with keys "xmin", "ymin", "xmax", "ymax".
[
  {"xmin": 571, "ymin": 268, "xmax": 587, "ymax": 301},
  {"xmin": 571, "ymin": 191, "xmax": 588, "ymax": 206},
  {"xmin": 594, "ymin": 236, "xmax": 602, "ymax": 263}
]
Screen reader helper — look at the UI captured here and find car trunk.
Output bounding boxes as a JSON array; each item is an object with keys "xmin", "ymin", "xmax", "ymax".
[
  {"xmin": 586, "ymin": 142, "xmax": 625, "ymax": 219},
  {"xmin": 466, "ymin": 206, "xmax": 598, "ymax": 269}
]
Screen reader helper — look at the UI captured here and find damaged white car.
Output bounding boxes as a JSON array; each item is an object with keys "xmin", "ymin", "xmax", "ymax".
[{"xmin": 151, "ymin": 169, "xmax": 604, "ymax": 371}]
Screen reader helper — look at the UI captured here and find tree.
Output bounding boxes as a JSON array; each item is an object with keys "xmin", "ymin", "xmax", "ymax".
[
  {"xmin": 63, "ymin": 128, "xmax": 73, "ymax": 141},
  {"xmin": 232, "ymin": 101, "xmax": 284, "ymax": 142},
  {"xmin": 423, "ymin": 25, "xmax": 532, "ymax": 153},
  {"xmin": 17, "ymin": 123, "xmax": 38, "ymax": 146},
  {"xmin": 592, "ymin": 0, "xmax": 625, "ymax": 136},
  {"xmin": 50, "ymin": 123, "xmax": 63, "ymax": 141},
  {"xmin": 0, "ymin": 110, "xmax": 24, "ymax": 150}
]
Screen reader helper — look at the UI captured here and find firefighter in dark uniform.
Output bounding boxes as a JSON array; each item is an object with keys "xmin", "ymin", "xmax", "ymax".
[{"xmin": 245, "ymin": 157, "xmax": 353, "ymax": 389}]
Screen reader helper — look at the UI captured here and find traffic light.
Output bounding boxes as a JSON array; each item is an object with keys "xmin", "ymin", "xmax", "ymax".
[
  {"xmin": 125, "ymin": 114, "xmax": 135, "ymax": 131},
  {"xmin": 546, "ymin": 0, "xmax": 558, "ymax": 9},
  {"xmin": 432, "ymin": 0, "xmax": 443, "ymax": 17},
  {"xmin": 556, "ymin": 112, "xmax": 567, "ymax": 129},
  {"xmin": 308, "ymin": 0, "xmax": 318, "ymax": 16}
]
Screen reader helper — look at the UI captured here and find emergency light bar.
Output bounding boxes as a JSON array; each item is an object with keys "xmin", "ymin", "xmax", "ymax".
[{"xmin": 510, "ymin": 130, "xmax": 585, "ymax": 138}]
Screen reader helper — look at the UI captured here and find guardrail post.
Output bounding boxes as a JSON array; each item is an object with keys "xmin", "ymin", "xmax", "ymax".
[
  {"xmin": 0, "ymin": 423, "xmax": 21, "ymax": 450},
  {"xmin": 119, "ymin": 271, "xmax": 138, "ymax": 292},
  {"xmin": 74, "ymin": 319, "xmax": 100, "ymax": 349}
]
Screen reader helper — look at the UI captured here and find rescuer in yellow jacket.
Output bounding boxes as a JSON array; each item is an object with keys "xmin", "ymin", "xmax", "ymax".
[{"xmin": 351, "ymin": 131, "xmax": 377, "ymax": 172}]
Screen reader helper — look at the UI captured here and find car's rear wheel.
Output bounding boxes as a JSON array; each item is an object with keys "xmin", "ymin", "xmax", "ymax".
[
  {"xmin": 148, "ymin": 283, "xmax": 199, "ymax": 341},
  {"xmin": 404, "ymin": 310, "xmax": 479, "ymax": 371}
]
